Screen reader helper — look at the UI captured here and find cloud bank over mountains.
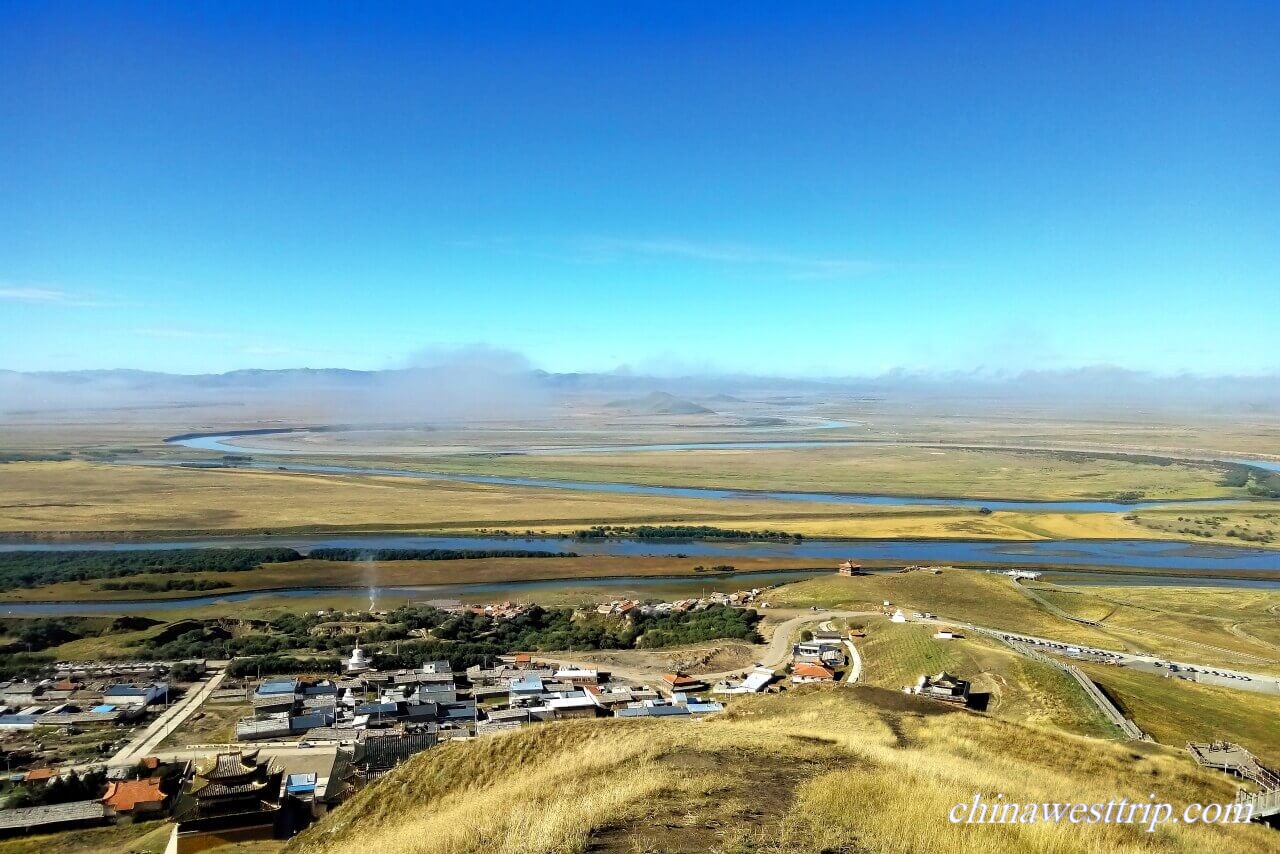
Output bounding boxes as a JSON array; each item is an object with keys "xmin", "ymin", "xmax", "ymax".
[{"xmin": 3, "ymin": 348, "xmax": 1279, "ymax": 420}]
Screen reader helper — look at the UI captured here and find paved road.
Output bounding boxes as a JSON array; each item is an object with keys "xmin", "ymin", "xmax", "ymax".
[
  {"xmin": 844, "ymin": 639, "xmax": 862, "ymax": 683},
  {"xmin": 920, "ymin": 617, "xmax": 1280, "ymax": 696},
  {"xmin": 554, "ymin": 609, "xmax": 871, "ymax": 689},
  {"xmin": 111, "ymin": 669, "xmax": 229, "ymax": 765}
]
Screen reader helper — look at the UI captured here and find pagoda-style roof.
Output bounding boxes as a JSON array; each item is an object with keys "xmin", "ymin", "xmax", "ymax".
[
  {"xmin": 193, "ymin": 750, "xmax": 264, "ymax": 780},
  {"xmin": 190, "ymin": 778, "xmax": 273, "ymax": 799}
]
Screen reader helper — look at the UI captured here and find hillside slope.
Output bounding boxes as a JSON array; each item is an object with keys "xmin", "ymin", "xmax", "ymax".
[{"xmin": 287, "ymin": 687, "xmax": 1273, "ymax": 854}]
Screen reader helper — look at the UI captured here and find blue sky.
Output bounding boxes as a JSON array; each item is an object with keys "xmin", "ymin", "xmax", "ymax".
[{"xmin": 2, "ymin": 2, "xmax": 1277, "ymax": 377}]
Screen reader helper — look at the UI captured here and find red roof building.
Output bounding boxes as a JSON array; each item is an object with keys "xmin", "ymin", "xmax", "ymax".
[
  {"xmin": 791, "ymin": 663, "xmax": 836, "ymax": 682},
  {"xmin": 102, "ymin": 778, "xmax": 166, "ymax": 814}
]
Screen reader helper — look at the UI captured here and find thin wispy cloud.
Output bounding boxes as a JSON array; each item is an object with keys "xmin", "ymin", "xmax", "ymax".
[
  {"xmin": 131, "ymin": 327, "xmax": 235, "ymax": 340},
  {"xmin": 449, "ymin": 236, "xmax": 882, "ymax": 279},
  {"xmin": 0, "ymin": 284, "xmax": 111, "ymax": 307},
  {"xmin": 576, "ymin": 237, "xmax": 882, "ymax": 279}
]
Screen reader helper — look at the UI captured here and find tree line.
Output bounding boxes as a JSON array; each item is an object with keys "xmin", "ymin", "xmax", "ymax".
[{"xmin": 573, "ymin": 524, "xmax": 802, "ymax": 541}]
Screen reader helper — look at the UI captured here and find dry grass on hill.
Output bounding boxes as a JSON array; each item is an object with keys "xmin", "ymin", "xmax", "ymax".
[
  {"xmin": 765, "ymin": 570, "xmax": 1123, "ymax": 648},
  {"xmin": 287, "ymin": 687, "xmax": 1274, "ymax": 854},
  {"xmin": 856, "ymin": 619, "xmax": 1119, "ymax": 738}
]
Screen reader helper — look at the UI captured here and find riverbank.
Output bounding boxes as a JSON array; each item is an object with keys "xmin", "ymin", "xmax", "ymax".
[
  {"xmin": 4, "ymin": 460, "xmax": 1278, "ymax": 549},
  {"xmin": 2, "ymin": 542, "xmax": 1279, "ymax": 619}
]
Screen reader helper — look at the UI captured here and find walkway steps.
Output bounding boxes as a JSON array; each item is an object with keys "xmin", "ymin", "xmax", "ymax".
[{"xmin": 1188, "ymin": 741, "xmax": 1280, "ymax": 821}]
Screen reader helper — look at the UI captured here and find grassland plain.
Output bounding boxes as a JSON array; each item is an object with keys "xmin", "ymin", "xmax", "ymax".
[
  {"xmin": 1129, "ymin": 506, "xmax": 1280, "ymax": 547},
  {"xmin": 5, "ymin": 460, "xmax": 1277, "ymax": 547},
  {"xmin": 286, "ymin": 687, "xmax": 1275, "ymax": 854},
  {"xmin": 0, "ymin": 556, "xmax": 827, "ymax": 602},
  {"xmin": 774, "ymin": 572, "xmax": 1280, "ymax": 675},
  {"xmin": 764, "ymin": 571, "xmax": 1125, "ymax": 648},
  {"xmin": 1027, "ymin": 583, "xmax": 1280, "ymax": 669},
  {"xmin": 401, "ymin": 444, "xmax": 1247, "ymax": 500},
  {"xmin": 854, "ymin": 619, "xmax": 1119, "ymax": 738}
]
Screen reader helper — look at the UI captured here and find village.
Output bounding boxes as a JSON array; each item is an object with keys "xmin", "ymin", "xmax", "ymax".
[
  {"xmin": 0, "ymin": 577, "xmax": 874, "ymax": 849},
  {"xmin": 3, "ymin": 562, "xmax": 1277, "ymax": 847}
]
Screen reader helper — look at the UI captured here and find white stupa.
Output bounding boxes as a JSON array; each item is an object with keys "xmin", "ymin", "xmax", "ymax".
[{"xmin": 346, "ymin": 643, "xmax": 371, "ymax": 674}]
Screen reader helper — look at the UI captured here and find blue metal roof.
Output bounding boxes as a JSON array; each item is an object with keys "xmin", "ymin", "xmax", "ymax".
[
  {"xmin": 510, "ymin": 676, "xmax": 543, "ymax": 692},
  {"xmin": 685, "ymin": 702, "xmax": 724, "ymax": 714},
  {"xmin": 290, "ymin": 711, "xmax": 335, "ymax": 731},
  {"xmin": 285, "ymin": 772, "xmax": 317, "ymax": 794},
  {"xmin": 257, "ymin": 679, "xmax": 300, "ymax": 695}
]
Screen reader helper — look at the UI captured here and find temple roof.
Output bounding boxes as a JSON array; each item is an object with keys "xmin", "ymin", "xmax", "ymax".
[{"xmin": 193, "ymin": 750, "xmax": 263, "ymax": 779}]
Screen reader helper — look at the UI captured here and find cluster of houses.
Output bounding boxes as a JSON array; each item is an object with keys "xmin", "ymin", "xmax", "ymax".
[
  {"xmin": 712, "ymin": 666, "xmax": 776, "ymax": 695},
  {"xmin": 588, "ymin": 586, "xmax": 766, "ymax": 619},
  {"xmin": 231, "ymin": 647, "xmax": 735, "ymax": 752},
  {"xmin": 469, "ymin": 654, "xmax": 724, "ymax": 733},
  {"xmin": 789, "ymin": 629, "xmax": 849, "ymax": 683},
  {"xmin": 236, "ymin": 658, "xmax": 474, "ymax": 743},
  {"xmin": 462, "ymin": 600, "xmax": 532, "ymax": 620},
  {"xmin": 0, "ymin": 677, "xmax": 171, "ymax": 732}
]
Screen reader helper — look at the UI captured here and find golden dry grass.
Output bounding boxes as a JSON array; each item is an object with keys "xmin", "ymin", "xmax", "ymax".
[
  {"xmin": 0, "ymin": 820, "xmax": 172, "ymax": 854},
  {"xmin": 856, "ymin": 619, "xmax": 1118, "ymax": 738},
  {"xmin": 3, "ymin": 461, "xmax": 1274, "ymax": 548},
  {"xmin": 764, "ymin": 570, "xmax": 1124, "ymax": 648},
  {"xmin": 0, "ymin": 555, "xmax": 826, "ymax": 602},
  {"xmin": 1078, "ymin": 662, "xmax": 1280, "ymax": 769},
  {"xmin": 0, "ymin": 461, "xmax": 843, "ymax": 533},
  {"xmin": 1028, "ymin": 583, "xmax": 1280, "ymax": 673},
  {"xmin": 287, "ymin": 687, "xmax": 1276, "ymax": 854},
  {"xmin": 411, "ymin": 444, "xmax": 1242, "ymax": 500}
]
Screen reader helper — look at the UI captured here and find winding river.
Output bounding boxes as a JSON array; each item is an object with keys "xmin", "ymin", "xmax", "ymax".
[
  {"xmin": 160, "ymin": 428, "xmax": 1280, "ymax": 513},
  {"xmin": 7, "ymin": 427, "xmax": 1269, "ymax": 616},
  {"xmin": 3, "ymin": 534, "xmax": 1280, "ymax": 616}
]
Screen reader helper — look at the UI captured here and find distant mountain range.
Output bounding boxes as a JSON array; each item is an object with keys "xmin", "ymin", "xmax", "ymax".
[
  {"xmin": 2, "ymin": 365, "xmax": 1279, "ymax": 415},
  {"xmin": 604, "ymin": 391, "xmax": 714, "ymax": 415}
]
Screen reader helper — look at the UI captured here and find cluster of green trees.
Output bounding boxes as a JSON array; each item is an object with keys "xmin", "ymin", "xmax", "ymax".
[
  {"xmin": 226, "ymin": 655, "xmax": 343, "ymax": 677},
  {"xmin": 146, "ymin": 627, "xmax": 308, "ymax": 660},
  {"xmin": 0, "ymin": 652, "xmax": 54, "ymax": 681},
  {"xmin": 0, "ymin": 770, "xmax": 106, "ymax": 808},
  {"xmin": 572, "ymin": 524, "xmax": 802, "ymax": 542},
  {"xmin": 98, "ymin": 578, "xmax": 233, "ymax": 592},
  {"xmin": 0, "ymin": 450, "xmax": 73, "ymax": 463},
  {"xmin": 132, "ymin": 601, "xmax": 760, "ymax": 677},
  {"xmin": 8, "ymin": 617, "xmax": 84, "ymax": 652},
  {"xmin": 0, "ymin": 548, "xmax": 304, "ymax": 589},
  {"xmin": 307, "ymin": 548, "xmax": 577, "ymax": 561},
  {"xmin": 383, "ymin": 602, "xmax": 760, "ymax": 661},
  {"xmin": 0, "ymin": 546, "xmax": 592, "ymax": 593},
  {"xmin": 168, "ymin": 661, "xmax": 204, "ymax": 682},
  {"xmin": 143, "ymin": 611, "xmax": 384, "ymax": 661},
  {"xmin": 1218, "ymin": 463, "xmax": 1280, "ymax": 497},
  {"xmin": 634, "ymin": 605, "xmax": 762, "ymax": 647}
]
